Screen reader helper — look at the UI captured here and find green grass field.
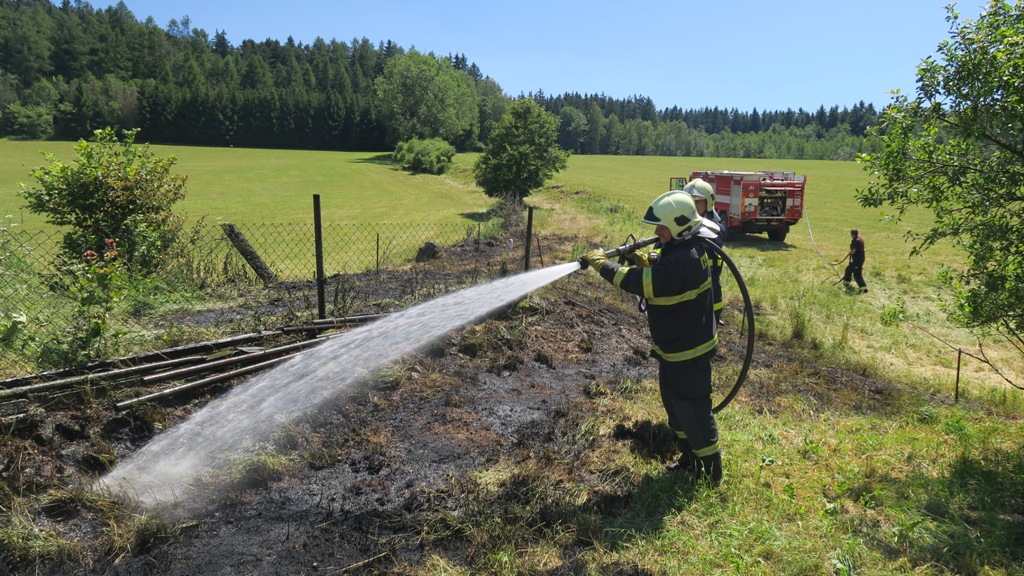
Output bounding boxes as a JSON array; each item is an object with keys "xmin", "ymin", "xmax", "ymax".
[
  {"xmin": 0, "ymin": 139, "xmax": 931, "ymax": 258},
  {"xmin": 1, "ymin": 139, "xmax": 494, "ymax": 230}
]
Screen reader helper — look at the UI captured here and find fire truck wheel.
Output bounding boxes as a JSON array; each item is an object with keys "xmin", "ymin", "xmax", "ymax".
[{"xmin": 768, "ymin": 229, "xmax": 788, "ymax": 242}]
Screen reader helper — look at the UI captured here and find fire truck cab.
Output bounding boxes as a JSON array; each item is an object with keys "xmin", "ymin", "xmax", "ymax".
[{"xmin": 670, "ymin": 170, "xmax": 806, "ymax": 242}]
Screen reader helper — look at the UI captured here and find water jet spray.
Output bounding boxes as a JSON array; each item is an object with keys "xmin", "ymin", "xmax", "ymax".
[{"xmin": 97, "ymin": 262, "xmax": 582, "ymax": 511}]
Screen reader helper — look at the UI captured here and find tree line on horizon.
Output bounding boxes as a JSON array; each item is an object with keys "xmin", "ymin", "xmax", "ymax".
[{"xmin": 0, "ymin": 0, "xmax": 881, "ymax": 160}]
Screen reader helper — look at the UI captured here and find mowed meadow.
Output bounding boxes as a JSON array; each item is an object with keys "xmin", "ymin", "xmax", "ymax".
[
  {"xmin": 0, "ymin": 140, "xmax": 492, "ymax": 229},
  {"xmin": 2, "ymin": 138, "xmax": 1023, "ymax": 573}
]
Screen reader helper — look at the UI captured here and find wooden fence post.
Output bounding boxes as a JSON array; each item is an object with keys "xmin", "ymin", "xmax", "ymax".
[
  {"xmin": 220, "ymin": 223, "xmax": 278, "ymax": 285},
  {"xmin": 313, "ymin": 195, "xmax": 326, "ymax": 319},
  {"xmin": 524, "ymin": 206, "xmax": 534, "ymax": 271}
]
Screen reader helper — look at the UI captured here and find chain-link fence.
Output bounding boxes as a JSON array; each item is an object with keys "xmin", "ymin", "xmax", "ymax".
[
  {"xmin": 1, "ymin": 218, "xmax": 525, "ymax": 376},
  {"xmin": 184, "ymin": 220, "xmax": 487, "ymax": 281}
]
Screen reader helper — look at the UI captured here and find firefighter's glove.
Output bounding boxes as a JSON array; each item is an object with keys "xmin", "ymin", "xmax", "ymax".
[
  {"xmin": 627, "ymin": 251, "xmax": 650, "ymax": 267},
  {"xmin": 581, "ymin": 249, "xmax": 607, "ymax": 271}
]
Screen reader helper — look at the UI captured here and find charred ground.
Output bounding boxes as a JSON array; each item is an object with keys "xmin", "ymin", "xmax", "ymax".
[{"xmin": 1, "ymin": 232, "xmax": 921, "ymax": 576}]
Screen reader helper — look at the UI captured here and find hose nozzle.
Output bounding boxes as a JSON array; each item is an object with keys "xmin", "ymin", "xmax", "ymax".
[{"xmin": 578, "ymin": 236, "xmax": 659, "ymax": 268}]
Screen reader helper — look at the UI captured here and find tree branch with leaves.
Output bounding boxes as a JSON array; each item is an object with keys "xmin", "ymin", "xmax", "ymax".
[{"xmin": 856, "ymin": 1, "xmax": 1024, "ymax": 380}]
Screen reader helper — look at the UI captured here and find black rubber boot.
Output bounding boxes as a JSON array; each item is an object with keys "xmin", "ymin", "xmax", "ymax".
[
  {"xmin": 695, "ymin": 453, "xmax": 723, "ymax": 486},
  {"xmin": 666, "ymin": 438, "xmax": 695, "ymax": 472}
]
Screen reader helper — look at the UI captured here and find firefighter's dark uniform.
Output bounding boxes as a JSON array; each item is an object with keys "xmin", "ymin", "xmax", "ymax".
[
  {"xmin": 595, "ymin": 235, "xmax": 722, "ymax": 481},
  {"xmin": 843, "ymin": 235, "xmax": 867, "ymax": 292}
]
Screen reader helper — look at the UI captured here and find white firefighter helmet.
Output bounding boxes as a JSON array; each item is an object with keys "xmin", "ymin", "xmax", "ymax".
[
  {"xmin": 683, "ymin": 178, "xmax": 721, "ymax": 222},
  {"xmin": 642, "ymin": 190, "xmax": 702, "ymax": 240}
]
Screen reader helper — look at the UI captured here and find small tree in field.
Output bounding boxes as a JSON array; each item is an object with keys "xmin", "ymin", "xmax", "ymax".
[
  {"xmin": 856, "ymin": 2, "xmax": 1024, "ymax": 382},
  {"xmin": 473, "ymin": 98, "xmax": 569, "ymax": 204},
  {"xmin": 20, "ymin": 127, "xmax": 188, "ymax": 273}
]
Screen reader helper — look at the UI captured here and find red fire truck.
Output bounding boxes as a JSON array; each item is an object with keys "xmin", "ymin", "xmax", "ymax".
[{"xmin": 670, "ymin": 170, "xmax": 806, "ymax": 242}]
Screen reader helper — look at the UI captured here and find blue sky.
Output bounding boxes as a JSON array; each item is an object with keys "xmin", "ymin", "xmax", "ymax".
[{"xmin": 100, "ymin": 0, "xmax": 985, "ymax": 113}]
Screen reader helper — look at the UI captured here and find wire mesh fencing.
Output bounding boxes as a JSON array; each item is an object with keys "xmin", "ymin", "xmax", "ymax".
[
  {"xmin": 217, "ymin": 221, "xmax": 484, "ymax": 279},
  {"xmin": 0, "ymin": 219, "xmax": 517, "ymax": 376}
]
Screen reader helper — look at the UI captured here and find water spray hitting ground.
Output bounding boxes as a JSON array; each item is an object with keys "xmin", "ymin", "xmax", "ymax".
[{"xmin": 97, "ymin": 262, "xmax": 581, "ymax": 508}]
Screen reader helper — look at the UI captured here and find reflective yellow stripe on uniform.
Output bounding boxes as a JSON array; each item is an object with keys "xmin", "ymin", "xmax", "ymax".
[
  {"xmin": 646, "ymin": 277, "xmax": 712, "ymax": 306},
  {"xmin": 612, "ymin": 266, "xmax": 630, "ymax": 288},
  {"xmin": 652, "ymin": 333, "xmax": 719, "ymax": 362},
  {"xmin": 693, "ymin": 441, "xmax": 720, "ymax": 457}
]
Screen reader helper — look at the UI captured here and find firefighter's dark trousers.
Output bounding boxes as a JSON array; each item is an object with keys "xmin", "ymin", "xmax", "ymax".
[
  {"xmin": 843, "ymin": 260, "xmax": 866, "ymax": 289},
  {"xmin": 658, "ymin": 356, "xmax": 719, "ymax": 458}
]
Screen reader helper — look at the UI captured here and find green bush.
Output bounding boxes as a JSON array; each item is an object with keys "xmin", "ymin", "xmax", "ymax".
[
  {"xmin": 393, "ymin": 138, "xmax": 456, "ymax": 175},
  {"xmin": 19, "ymin": 127, "xmax": 188, "ymax": 274}
]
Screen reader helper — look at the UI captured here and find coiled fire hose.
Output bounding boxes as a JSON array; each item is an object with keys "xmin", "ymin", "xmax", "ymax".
[{"xmin": 701, "ymin": 239, "xmax": 755, "ymax": 413}]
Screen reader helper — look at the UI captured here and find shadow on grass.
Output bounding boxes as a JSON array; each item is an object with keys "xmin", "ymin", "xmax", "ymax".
[
  {"xmin": 593, "ymin": 419, "xmax": 703, "ymax": 542},
  {"xmin": 870, "ymin": 443, "xmax": 1024, "ymax": 573},
  {"xmin": 353, "ymin": 153, "xmax": 395, "ymax": 165},
  {"xmin": 460, "ymin": 211, "xmax": 492, "ymax": 223},
  {"xmin": 507, "ymin": 418, "xmax": 705, "ymax": 572},
  {"xmin": 416, "ymin": 416, "xmax": 698, "ymax": 575}
]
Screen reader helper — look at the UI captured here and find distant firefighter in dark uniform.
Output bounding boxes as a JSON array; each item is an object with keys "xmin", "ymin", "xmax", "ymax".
[{"xmin": 842, "ymin": 229, "xmax": 867, "ymax": 294}]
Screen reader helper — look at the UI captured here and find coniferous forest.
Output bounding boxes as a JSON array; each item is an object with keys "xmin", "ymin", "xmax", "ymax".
[{"xmin": 0, "ymin": 0, "xmax": 880, "ymax": 159}]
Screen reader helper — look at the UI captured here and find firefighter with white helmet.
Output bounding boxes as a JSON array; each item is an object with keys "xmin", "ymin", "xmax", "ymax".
[
  {"xmin": 682, "ymin": 178, "xmax": 720, "ymax": 222},
  {"xmin": 581, "ymin": 191, "xmax": 723, "ymax": 485},
  {"xmin": 684, "ymin": 178, "xmax": 725, "ymax": 325}
]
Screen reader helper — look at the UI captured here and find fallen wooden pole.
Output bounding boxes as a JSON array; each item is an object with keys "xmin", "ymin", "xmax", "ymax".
[
  {"xmin": 142, "ymin": 339, "xmax": 325, "ymax": 384},
  {"xmin": 116, "ymin": 354, "xmax": 300, "ymax": 409},
  {"xmin": 280, "ymin": 315, "xmax": 386, "ymax": 334},
  {"xmin": 0, "ymin": 332, "xmax": 272, "ymax": 390},
  {"xmin": 220, "ymin": 222, "xmax": 278, "ymax": 285},
  {"xmin": 0, "ymin": 356, "xmax": 207, "ymax": 401},
  {"xmin": 310, "ymin": 314, "xmax": 388, "ymax": 324}
]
